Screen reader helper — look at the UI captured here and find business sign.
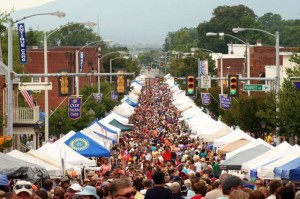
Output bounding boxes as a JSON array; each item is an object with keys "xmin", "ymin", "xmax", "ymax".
[
  {"xmin": 80, "ymin": 51, "xmax": 84, "ymax": 72},
  {"xmin": 68, "ymin": 97, "xmax": 82, "ymax": 120},
  {"xmin": 201, "ymin": 75, "xmax": 211, "ymax": 89},
  {"xmin": 219, "ymin": 94, "xmax": 231, "ymax": 110},
  {"xmin": 201, "ymin": 93, "xmax": 211, "ymax": 105},
  {"xmin": 17, "ymin": 23, "xmax": 27, "ymax": 64}
]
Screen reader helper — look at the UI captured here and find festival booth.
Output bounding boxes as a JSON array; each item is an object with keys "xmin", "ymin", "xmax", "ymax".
[
  {"xmin": 225, "ymin": 138, "xmax": 273, "ymax": 160},
  {"xmin": 218, "ymin": 139, "xmax": 253, "ymax": 155},
  {"xmin": 241, "ymin": 141, "xmax": 292, "ymax": 179},
  {"xmin": 127, "ymin": 92, "xmax": 139, "ymax": 102},
  {"xmin": 196, "ymin": 121, "xmax": 232, "ymax": 142},
  {"xmin": 64, "ymin": 131, "xmax": 110, "ymax": 157},
  {"xmin": 87, "ymin": 121, "xmax": 119, "ymax": 141},
  {"xmin": 7, "ymin": 150, "xmax": 67, "ymax": 178},
  {"xmin": 0, "ymin": 152, "xmax": 49, "ymax": 182},
  {"xmin": 220, "ymin": 144, "xmax": 272, "ymax": 171},
  {"xmin": 214, "ymin": 129, "xmax": 255, "ymax": 148},
  {"xmin": 257, "ymin": 144, "xmax": 300, "ymax": 180},
  {"xmin": 113, "ymin": 105, "xmax": 134, "ymax": 118},
  {"xmin": 274, "ymin": 157, "xmax": 300, "ymax": 180},
  {"xmin": 122, "ymin": 97, "xmax": 139, "ymax": 107},
  {"xmin": 80, "ymin": 128, "xmax": 113, "ymax": 150},
  {"xmin": 100, "ymin": 112, "xmax": 130, "ymax": 125}
]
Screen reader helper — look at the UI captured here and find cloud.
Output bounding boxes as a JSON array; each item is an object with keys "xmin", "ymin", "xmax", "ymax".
[{"xmin": 0, "ymin": 0, "xmax": 55, "ymax": 12}]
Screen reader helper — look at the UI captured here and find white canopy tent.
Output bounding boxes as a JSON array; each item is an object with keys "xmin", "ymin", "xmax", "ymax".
[
  {"xmin": 100, "ymin": 112, "xmax": 129, "ymax": 125},
  {"xmin": 87, "ymin": 121, "xmax": 119, "ymax": 140},
  {"xmin": 113, "ymin": 105, "xmax": 134, "ymax": 118},
  {"xmin": 257, "ymin": 144, "xmax": 300, "ymax": 179},
  {"xmin": 80, "ymin": 128, "xmax": 113, "ymax": 150},
  {"xmin": 214, "ymin": 129, "xmax": 255, "ymax": 148},
  {"xmin": 201, "ymin": 121, "xmax": 232, "ymax": 142},
  {"xmin": 225, "ymin": 138, "xmax": 273, "ymax": 160},
  {"xmin": 242, "ymin": 141, "xmax": 292, "ymax": 179},
  {"xmin": 7, "ymin": 150, "xmax": 67, "ymax": 177}
]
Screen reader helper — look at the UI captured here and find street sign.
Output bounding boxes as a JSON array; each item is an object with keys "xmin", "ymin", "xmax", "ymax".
[
  {"xmin": 201, "ymin": 75, "xmax": 211, "ymax": 89},
  {"xmin": 243, "ymin": 84, "xmax": 270, "ymax": 91},
  {"xmin": 18, "ymin": 82, "xmax": 52, "ymax": 90}
]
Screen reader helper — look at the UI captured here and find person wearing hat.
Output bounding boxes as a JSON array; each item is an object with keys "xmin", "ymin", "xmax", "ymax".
[
  {"xmin": 60, "ymin": 176, "xmax": 71, "ymax": 191},
  {"xmin": 76, "ymin": 185, "xmax": 99, "ymax": 199},
  {"xmin": 69, "ymin": 183, "xmax": 83, "ymax": 198},
  {"xmin": 13, "ymin": 180, "xmax": 33, "ymax": 199}
]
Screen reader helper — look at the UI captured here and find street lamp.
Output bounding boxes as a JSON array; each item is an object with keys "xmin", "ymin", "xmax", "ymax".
[
  {"xmin": 233, "ymin": 27, "xmax": 280, "ymax": 134},
  {"xmin": 44, "ymin": 21, "xmax": 95, "ymax": 143},
  {"xmin": 7, "ymin": 11, "xmax": 65, "ymax": 138},
  {"xmin": 191, "ymin": 48, "xmax": 224, "ymax": 94},
  {"xmin": 110, "ymin": 56, "xmax": 130, "ymax": 83},
  {"xmin": 58, "ymin": 117, "xmax": 63, "ymax": 135},
  {"xmin": 33, "ymin": 123, "xmax": 41, "ymax": 149},
  {"xmin": 227, "ymin": 66, "xmax": 231, "ymax": 76}
]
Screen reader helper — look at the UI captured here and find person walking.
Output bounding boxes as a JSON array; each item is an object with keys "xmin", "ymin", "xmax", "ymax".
[{"xmin": 144, "ymin": 171, "xmax": 172, "ymax": 199}]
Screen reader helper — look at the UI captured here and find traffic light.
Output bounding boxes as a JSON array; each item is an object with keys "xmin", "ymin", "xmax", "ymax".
[
  {"xmin": 228, "ymin": 75, "xmax": 239, "ymax": 96},
  {"xmin": 159, "ymin": 76, "xmax": 163, "ymax": 85},
  {"xmin": 59, "ymin": 76, "xmax": 69, "ymax": 95},
  {"xmin": 116, "ymin": 71, "xmax": 126, "ymax": 94},
  {"xmin": 186, "ymin": 75, "xmax": 195, "ymax": 96},
  {"xmin": 174, "ymin": 76, "xmax": 178, "ymax": 84}
]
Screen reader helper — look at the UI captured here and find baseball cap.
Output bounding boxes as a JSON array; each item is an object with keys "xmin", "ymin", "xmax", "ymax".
[
  {"xmin": 14, "ymin": 180, "xmax": 33, "ymax": 196},
  {"xmin": 70, "ymin": 183, "xmax": 83, "ymax": 192}
]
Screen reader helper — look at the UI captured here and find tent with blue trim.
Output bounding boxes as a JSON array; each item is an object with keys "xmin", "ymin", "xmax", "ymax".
[
  {"xmin": 274, "ymin": 157, "xmax": 300, "ymax": 179},
  {"xmin": 65, "ymin": 131, "xmax": 110, "ymax": 157}
]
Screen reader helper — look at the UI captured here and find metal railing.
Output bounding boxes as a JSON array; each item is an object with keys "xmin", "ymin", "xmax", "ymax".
[{"xmin": 13, "ymin": 106, "xmax": 40, "ymax": 124}]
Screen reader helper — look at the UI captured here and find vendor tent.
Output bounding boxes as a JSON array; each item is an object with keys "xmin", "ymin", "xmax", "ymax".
[
  {"xmin": 65, "ymin": 131, "xmax": 110, "ymax": 157},
  {"xmin": 109, "ymin": 119, "xmax": 132, "ymax": 131},
  {"xmin": 225, "ymin": 138, "xmax": 272, "ymax": 160},
  {"xmin": 195, "ymin": 121, "xmax": 232, "ymax": 142},
  {"xmin": 100, "ymin": 112, "xmax": 129, "ymax": 125},
  {"xmin": 220, "ymin": 144, "xmax": 272, "ymax": 170},
  {"xmin": 274, "ymin": 157, "xmax": 300, "ymax": 179},
  {"xmin": 242, "ymin": 141, "xmax": 292, "ymax": 179},
  {"xmin": 214, "ymin": 129, "xmax": 255, "ymax": 148},
  {"xmin": 87, "ymin": 121, "xmax": 118, "ymax": 140},
  {"xmin": 0, "ymin": 152, "xmax": 49, "ymax": 181},
  {"xmin": 257, "ymin": 144, "xmax": 300, "ymax": 179},
  {"xmin": 7, "ymin": 150, "xmax": 67, "ymax": 178},
  {"xmin": 218, "ymin": 138, "xmax": 253, "ymax": 155}
]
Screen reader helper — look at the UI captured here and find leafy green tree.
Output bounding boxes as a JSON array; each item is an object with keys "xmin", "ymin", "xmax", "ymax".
[
  {"xmin": 26, "ymin": 28, "xmax": 44, "ymax": 46},
  {"xmin": 47, "ymin": 23, "xmax": 101, "ymax": 46}
]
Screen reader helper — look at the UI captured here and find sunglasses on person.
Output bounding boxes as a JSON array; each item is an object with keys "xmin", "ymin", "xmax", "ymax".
[
  {"xmin": 15, "ymin": 184, "xmax": 32, "ymax": 190},
  {"xmin": 255, "ymin": 183, "xmax": 263, "ymax": 186},
  {"xmin": 115, "ymin": 191, "xmax": 136, "ymax": 198}
]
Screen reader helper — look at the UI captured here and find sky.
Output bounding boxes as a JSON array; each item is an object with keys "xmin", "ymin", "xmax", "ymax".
[{"xmin": 1, "ymin": 0, "xmax": 299, "ymax": 48}]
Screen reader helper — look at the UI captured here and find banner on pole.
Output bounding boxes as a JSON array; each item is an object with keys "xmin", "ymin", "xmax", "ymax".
[
  {"xmin": 201, "ymin": 93, "xmax": 211, "ymax": 105},
  {"xmin": 17, "ymin": 23, "xmax": 27, "ymax": 64},
  {"xmin": 80, "ymin": 51, "xmax": 84, "ymax": 72},
  {"xmin": 219, "ymin": 94, "xmax": 231, "ymax": 110},
  {"xmin": 68, "ymin": 97, "xmax": 82, "ymax": 120}
]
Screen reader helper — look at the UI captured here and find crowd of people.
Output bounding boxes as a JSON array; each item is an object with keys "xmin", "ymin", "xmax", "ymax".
[{"xmin": 1, "ymin": 78, "xmax": 300, "ymax": 199}]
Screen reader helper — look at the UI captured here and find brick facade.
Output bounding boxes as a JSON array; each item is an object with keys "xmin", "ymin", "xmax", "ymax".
[{"xmin": 25, "ymin": 46, "xmax": 101, "ymax": 111}]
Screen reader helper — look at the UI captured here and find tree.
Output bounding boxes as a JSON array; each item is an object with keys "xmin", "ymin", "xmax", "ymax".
[
  {"xmin": 47, "ymin": 23, "xmax": 101, "ymax": 46},
  {"xmin": 26, "ymin": 28, "xmax": 44, "ymax": 46}
]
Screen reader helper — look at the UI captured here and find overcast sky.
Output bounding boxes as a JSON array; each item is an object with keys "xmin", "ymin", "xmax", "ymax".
[{"xmin": 2, "ymin": 0, "xmax": 299, "ymax": 48}]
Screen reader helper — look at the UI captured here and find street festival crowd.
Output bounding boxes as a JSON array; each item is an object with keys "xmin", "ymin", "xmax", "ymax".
[{"xmin": 1, "ymin": 78, "xmax": 299, "ymax": 199}]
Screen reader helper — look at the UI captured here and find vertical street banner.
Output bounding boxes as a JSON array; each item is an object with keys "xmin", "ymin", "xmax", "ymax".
[
  {"xmin": 80, "ymin": 51, "xmax": 84, "ymax": 72},
  {"xmin": 17, "ymin": 23, "xmax": 27, "ymax": 64},
  {"xmin": 201, "ymin": 93, "xmax": 211, "ymax": 105},
  {"xmin": 111, "ymin": 91, "xmax": 118, "ymax": 101},
  {"xmin": 219, "ymin": 94, "xmax": 231, "ymax": 110},
  {"xmin": 198, "ymin": 60, "xmax": 208, "ymax": 75},
  {"xmin": 68, "ymin": 97, "xmax": 82, "ymax": 120}
]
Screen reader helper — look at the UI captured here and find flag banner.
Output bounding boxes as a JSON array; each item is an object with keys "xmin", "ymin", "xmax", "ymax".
[
  {"xmin": 17, "ymin": 23, "xmax": 27, "ymax": 64},
  {"xmin": 111, "ymin": 91, "xmax": 118, "ymax": 101},
  {"xmin": 201, "ymin": 93, "xmax": 211, "ymax": 105},
  {"xmin": 92, "ymin": 93, "xmax": 103, "ymax": 103},
  {"xmin": 68, "ymin": 97, "xmax": 82, "ymax": 120},
  {"xmin": 198, "ymin": 60, "xmax": 208, "ymax": 75},
  {"xmin": 219, "ymin": 94, "xmax": 231, "ymax": 110},
  {"xmin": 20, "ymin": 90, "xmax": 34, "ymax": 109},
  {"xmin": 80, "ymin": 51, "xmax": 84, "ymax": 72}
]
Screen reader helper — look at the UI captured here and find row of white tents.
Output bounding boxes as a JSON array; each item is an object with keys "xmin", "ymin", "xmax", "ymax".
[
  {"xmin": 2, "ymin": 78, "xmax": 145, "ymax": 180},
  {"xmin": 165, "ymin": 74, "xmax": 300, "ymax": 181}
]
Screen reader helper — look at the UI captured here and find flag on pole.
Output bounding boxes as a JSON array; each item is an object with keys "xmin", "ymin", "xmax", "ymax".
[
  {"xmin": 92, "ymin": 93, "xmax": 103, "ymax": 103},
  {"xmin": 20, "ymin": 90, "xmax": 35, "ymax": 109}
]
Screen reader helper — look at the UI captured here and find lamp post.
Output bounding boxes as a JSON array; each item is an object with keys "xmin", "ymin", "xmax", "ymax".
[
  {"xmin": 110, "ymin": 56, "xmax": 130, "ymax": 83},
  {"xmin": 191, "ymin": 48, "xmax": 224, "ymax": 94},
  {"xmin": 7, "ymin": 11, "xmax": 65, "ymax": 138},
  {"xmin": 33, "ymin": 123, "xmax": 40, "ymax": 149},
  {"xmin": 44, "ymin": 21, "xmax": 94, "ymax": 143},
  {"xmin": 233, "ymin": 27, "xmax": 280, "ymax": 134},
  {"xmin": 206, "ymin": 32, "xmax": 250, "ymax": 95}
]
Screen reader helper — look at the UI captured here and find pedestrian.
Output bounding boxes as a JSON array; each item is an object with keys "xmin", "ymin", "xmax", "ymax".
[
  {"xmin": 75, "ymin": 186, "xmax": 99, "ymax": 199},
  {"xmin": 13, "ymin": 180, "xmax": 34, "ymax": 199},
  {"xmin": 109, "ymin": 178, "xmax": 136, "ymax": 199},
  {"xmin": 144, "ymin": 171, "xmax": 172, "ymax": 199}
]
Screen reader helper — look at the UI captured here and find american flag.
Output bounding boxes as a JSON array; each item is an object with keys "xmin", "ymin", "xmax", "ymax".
[{"xmin": 20, "ymin": 90, "xmax": 35, "ymax": 109}]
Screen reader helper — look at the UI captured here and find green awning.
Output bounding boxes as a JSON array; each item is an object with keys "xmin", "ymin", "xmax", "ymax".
[{"xmin": 109, "ymin": 119, "xmax": 132, "ymax": 131}]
